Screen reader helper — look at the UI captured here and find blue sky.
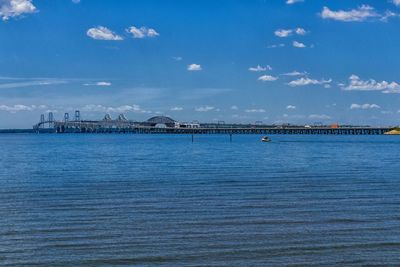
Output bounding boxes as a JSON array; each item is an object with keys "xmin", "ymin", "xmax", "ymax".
[{"xmin": 1, "ymin": 0, "xmax": 400, "ymax": 128}]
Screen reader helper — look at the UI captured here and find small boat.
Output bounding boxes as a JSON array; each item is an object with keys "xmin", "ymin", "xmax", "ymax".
[{"xmin": 261, "ymin": 136, "xmax": 271, "ymax": 142}]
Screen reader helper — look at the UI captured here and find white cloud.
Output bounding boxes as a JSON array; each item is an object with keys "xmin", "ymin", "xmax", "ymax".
[
  {"xmin": 274, "ymin": 27, "xmax": 307, "ymax": 37},
  {"xmin": 0, "ymin": 104, "xmax": 47, "ymax": 113},
  {"xmin": 82, "ymin": 104, "xmax": 149, "ymax": 114},
  {"xmin": 108, "ymin": 105, "xmax": 144, "ymax": 113},
  {"xmin": 295, "ymin": 28, "xmax": 307, "ymax": 35},
  {"xmin": 293, "ymin": 41, "xmax": 306, "ymax": 48},
  {"xmin": 127, "ymin": 26, "xmax": 159, "ymax": 38},
  {"xmin": 0, "ymin": 104, "xmax": 33, "ymax": 112},
  {"xmin": 128, "ymin": 27, "xmax": 144, "ymax": 38},
  {"xmin": 309, "ymin": 114, "xmax": 331, "ymax": 120},
  {"xmin": 146, "ymin": 29, "xmax": 159, "ymax": 37},
  {"xmin": 0, "ymin": 79, "xmax": 67, "ymax": 89},
  {"xmin": 195, "ymin": 106, "xmax": 215, "ymax": 112},
  {"xmin": 282, "ymin": 70, "xmax": 308, "ymax": 76},
  {"xmin": 187, "ymin": 64, "xmax": 202, "ymax": 71},
  {"xmin": 258, "ymin": 75, "xmax": 278, "ymax": 82},
  {"xmin": 86, "ymin": 26, "xmax": 123, "ymax": 41},
  {"xmin": 170, "ymin": 106, "xmax": 183, "ymax": 111},
  {"xmin": 350, "ymin": 103, "xmax": 381, "ymax": 110},
  {"xmin": 274, "ymin": 29, "xmax": 292, "ymax": 37},
  {"xmin": 96, "ymin": 81, "xmax": 111, "ymax": 86},
  {"xmin": 245, "ymin": 108, "xmax": 266, "ymax": 113},
  {"xmin": 380, "ymin": 11, "xmax": 399, "ymax": 22},
  {"xmin": 267, "ymin": 44, "xmax": 285, "ymax": 48},
  {"xmin": 286, "ymin": 105, "xmax": 296, "ymax": 110},
  {"xmin": 288, "ymin": 77, "xmax": 331, "ymax": 87},
  {"xmin": 320, "ymin": 5, "xmax": 380, "ymax": 22},
  {"xmin": 83, "ymin": 81, "xmax": 112, "ymax": 86},
  {"xmin": 0, "ymin": 0, "xmax": 36, "ymax": 21},
  {"xmin": 81, "ymin": 104, "xmax": 107, "ymax": 112},
  {"xmin": 230, "ymin": 105, "xmax": 238, "ymax": 110},
  {"xmin": 286, "ymin": 0, "xmax": 304, "ymax": 4},
  {"xmin": 341, "ymin": 74, "xmax": 400, "ymax": 93},
  {"xmin": 393, "ymin": 0, "xmax": 400, "ymax": 6},
  {"xmin": 248, "ymin": 65, "xmax": 272, "ymax": 72},
  {"xmin": 72, "ymin": 0, "xmax": 80, "ymax": 3}
]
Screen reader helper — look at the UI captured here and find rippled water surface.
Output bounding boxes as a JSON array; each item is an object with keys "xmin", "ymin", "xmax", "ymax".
[{"xmin": 1, "ymin": 134, "xmax": 400, "ymax": 266}]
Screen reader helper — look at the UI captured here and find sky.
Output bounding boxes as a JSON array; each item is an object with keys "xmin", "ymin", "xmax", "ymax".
[{"xmin": 1, "ymin": 0, "xmax": 400, "ymax": 128}]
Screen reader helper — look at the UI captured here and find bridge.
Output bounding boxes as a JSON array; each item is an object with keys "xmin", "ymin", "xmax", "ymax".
[{"xmin": 33, "ymin": 110, "xmax": 394, "ymax": 135}]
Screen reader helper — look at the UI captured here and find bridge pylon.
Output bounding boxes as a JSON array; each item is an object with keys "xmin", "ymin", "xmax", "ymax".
[
  {"xmin": 40, "ymin": 114, "xmax": 45, "ymax": 129},
  {"xmin": 74, "ymin": 110, "xmax": 81, "ymax": 122}
]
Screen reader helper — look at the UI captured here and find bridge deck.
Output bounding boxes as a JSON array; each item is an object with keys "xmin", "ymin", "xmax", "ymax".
[
  {"xmin": 35, "ymin": 123, "xmax": 392, "ymax": 135},
  {"xmin": 32, "ymin": 112, "xmax": 395, "ymax": 135}
]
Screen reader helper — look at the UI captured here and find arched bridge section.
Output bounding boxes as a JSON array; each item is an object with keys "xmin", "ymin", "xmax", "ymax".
[{"xmin": 145, "ymin": 116, "xmax": 176, "ymax": 128}]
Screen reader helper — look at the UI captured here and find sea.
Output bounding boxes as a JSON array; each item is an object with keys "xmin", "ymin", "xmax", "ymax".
[{"xmin": 1, "ymin": 134, "xmax": 400, "ymax": 266}]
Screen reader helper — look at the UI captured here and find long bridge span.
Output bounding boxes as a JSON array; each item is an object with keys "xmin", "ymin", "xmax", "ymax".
[{"xmin": 33, "ymin": 111, "xmax": 394, "ymax": 135}]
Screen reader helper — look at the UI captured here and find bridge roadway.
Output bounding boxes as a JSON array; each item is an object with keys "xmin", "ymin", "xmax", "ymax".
[
  {"xmin": 44, "ymin": 122, "xmax": 391, "ymax": 135},
  {"xmin": 32, "ymin": 113, "xmax": 394, "ymax": 135}
]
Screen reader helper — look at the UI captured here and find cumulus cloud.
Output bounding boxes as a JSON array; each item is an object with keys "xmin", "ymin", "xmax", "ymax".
[
  {"xmin": 0, "ymin": 104, "xmax": 47, "ymax": 113},
  {"xmin": 96, "ymin": 81, "xmax": 111, "ymax": 86},
  {"xmin": 274, "ymin": 28, "xmax": 308, "ymax": 37},
  {"xmin": 286, "ymin": 0, "xmax": 304, "ymax": 4},
  {"xmin": 230, "ymin": 105, "xmax": 238, "ymax": 110},
  {"xmin": 0, "ymin": 104, "xmax": 34, "ymax": 112},
  {"xmin": 187, "ymin": 64, "xmax": 202, "ymax": 71},
  {"xmin": 195, "ymin": 106, "xmax": 215, "ymax": 112},
  {"xmin": 81, "ymin": 104, "xmax": 150, "ymax": 114},
  {"xmin": 282, "ymin": 70, "xmax": 308, "ymax": 76},
  {"xmin": 86, "ymin": 26, "xmax": 123, "ymax": 41},
  {"xmin": 394, "ymin": 0, "xmax": 400, "ymax": 6},
  {"xmin": 109, "ymin": 105, "xmax": 149, "ymax": 113},
  {"xmin": 295, "ymin": 28, "xmax": 307, "ymax": 35},
  {"xmin": 248, "ymin": 65, "xmax": 272, "ymax": 72},
  {"xmin": 341, "ymin": 74, "xmax": 400, "ymax": 93},
  {"xmin": 320, "ymin": 5, "xmax": 381, "ymax": 22},
  {"xmin": 0, "ymin": 0, "xmax": 37, "ymax": 21},
  {"xmin": 293, "ymin": 41, "xmax": 306, "ymax": 48},
  {"xmin": 258, "ymin": 75, "xmax": 278, "ymax": 82},
  {"xmin": 350, "ymin": 103, "xmax": 381, "ymax": 110},
  {"xmin": 245, "ymin": 108, "xmax": 266, "ymax": 113},
  {"xmin": 170, "ymin": 106, "xmax": 183, "ymax": 111},
  {"xmin": 288, "ymin": 77, "xmax": 331, "ymax": 87},
  {"xmin": 83, "ymin": 81, "xmax": 112, "ymax": 86},
  {"xmin": 127, "ymin": 26, "xmax": 159, "ymax": 38},
  {"xmin": 286, "ymin": 105, "xmax": 296, "ymax": 110},
  {"xmin": 274, "ymin": 29, "xmax": 292, "ymax": 37}
]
